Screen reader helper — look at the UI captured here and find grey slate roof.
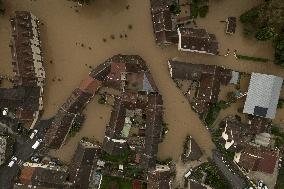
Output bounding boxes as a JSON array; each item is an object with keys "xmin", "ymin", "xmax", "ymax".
[{"xmin": 243, "ymin": 73, "xmax": 283, "ymax": 119}]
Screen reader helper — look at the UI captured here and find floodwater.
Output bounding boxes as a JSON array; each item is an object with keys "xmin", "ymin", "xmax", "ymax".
[{"xmin": 0, "ymin": 0, "xmax": 283, "ymax": 163}]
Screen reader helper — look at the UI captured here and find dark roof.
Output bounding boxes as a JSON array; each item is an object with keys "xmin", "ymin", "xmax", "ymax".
[
  {"xmin": 187, "ymin": 137, "xmax": 203, "ymax": 161},
  {"xmin": 168, "ymin": 60, "xmax": 232, "ymax": 113},
  {"xmin": 141, "ymin": 94, "xmax": 163, "ymax": 170},
  {"xmin": 43, "ymin": 109, "xmax": 76, "ymax": 149},
  {"xmin": 150, "ymin": 1, "xmax": 178, "ymax": 45},
  {"xmin": 61, "ymin": 88, "xmax": 93, "ymax": 114},
  {"xmin": 226, "ymin": 17, "xmax": 237, "ymax": 34},
  {"xmin": 178, "ymin": 28, "xmax": 219, "ymax": 55},
  {"xmin": 68, "ymin": 140, "xmax": 101, "ymax": 188}
]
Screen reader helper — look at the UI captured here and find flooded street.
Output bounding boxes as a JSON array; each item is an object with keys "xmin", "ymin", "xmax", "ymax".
[{"xmin": 0, "ymin": 0, "xmax": 283, "ymax": 163}]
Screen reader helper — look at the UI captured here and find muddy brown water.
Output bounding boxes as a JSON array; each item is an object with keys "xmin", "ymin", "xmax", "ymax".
[{"xmin": 0, "ymin": 0, "xmax": 283, "ymax": 163}]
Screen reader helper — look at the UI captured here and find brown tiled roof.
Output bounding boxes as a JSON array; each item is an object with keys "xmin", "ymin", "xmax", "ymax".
[
  {"xmin": 238, "ymin": 145, "xmax": 279, "ymax": 174},
  {"xmin": 10, "ymin": 11, "xmax": 44, "ymax": 87},
  {"xmin": 79, "ymin": 76, "xmax": 102, "ymax": 95},
  {"xmin": 19, "ymin": 166, "xmax": 36, "ymax": 185}
]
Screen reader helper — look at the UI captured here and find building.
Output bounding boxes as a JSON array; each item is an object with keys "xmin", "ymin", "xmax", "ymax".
[
  {"xmin": 168, "ymin": 60, "xmax": 233, "ymax": 113},
  {"xmin": 147, "ymin": 165, "xmax": 172, "ymax": 189},
  {"xmin": 226, "ymin": 17, "xmax": 237, "ymax": 35},
  {"xmin": 177, "ymin": 28, "xmax": 219, "ymax": 55},
  {"xmin": 44, "ymin": 86, "xmax": 98, "ymax": 149},
  {"xmin": 18, "ymin": 162, "xmax": 68, "ymax": 188},
  {"xmin": 150, "ymin": 0, "xmax": 179, "ymax": 45},
  {"xmin": 68, "ymin": 139, "xmax": 101, "ymax": 189},
  {"xmin": 243, "ymin": 73, "xmax": 283, "ymax": 119},
  {"xmin": 234, "ymin": 144, "xmax": 279, "ymax": 174},
  {"xmin": 182, "ymin": 136, "xmax": 203, "ymax": 161},
  {"xmin": 0, "ymin": 11, "xmax": 45, "ymax": 129},
  {"xmin": 10, "ymin": 11, "xmax": 45, "ymax": 88}
]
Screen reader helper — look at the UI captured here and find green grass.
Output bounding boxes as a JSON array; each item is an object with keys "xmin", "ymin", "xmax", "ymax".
[
  {"xmin": 192, "ymin": 162, "xmax": 231, "ymax": 189},
  {"xmin": 101, "ymin": 148, "xmax": 132, "ymax": 163},
  {"xmin": 205, "ymin": 101, "xmax": 229, "ymax": 126},
  {"xmin": 236, "ymin": 54, "xmax": 269, "ymax": 62},
  {"xmin": 100, "ymin": 175, "xmax": 132, "ymax": 189}
]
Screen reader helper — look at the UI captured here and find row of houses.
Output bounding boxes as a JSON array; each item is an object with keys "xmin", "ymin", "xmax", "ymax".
[
  {"xmin": 150, "ymin": 0, "xmax": 220, "ymax": 55},
  {"xmin": 0, "ymin": 11, "xmax": 45, "ymax": 129}
]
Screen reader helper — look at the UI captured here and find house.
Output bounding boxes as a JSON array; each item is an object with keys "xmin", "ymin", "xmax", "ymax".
[
  {"xmin": 243, "ymin": 73, "xmax": 283, "ymax": 119},
  {"xmin": 147, "ymin": 165, "xmax": 172, "ymax": 189},
  {"xmin": 0, "ymin": 11, "xmax": 44, "ymax": 130},
  {"xmin": 150, "ymin": 0, "xmax": 179, "ymax": 45},
  {"xmin": 177, "ymin": 28, "xmax": 219, "ymax": 55},
  {"xmin": 182, "ymin": 136, "xmax": 203, "ymax": 161},
  {"xmin": 68, "ymin": 139, "xmax": 101, "ymax": 189},
  {"xmin": 18, "ymin": 162, "xmax": 68, "ymax": 188},
  {"xmin": 234, "ymin": 144, "xmax": 279, "ymax": 174},
  {"xmin": 168, "ymin": 60, "xmax": 233, "ymax": 113},
  {"xmin": 44, "ymin": 88, "xmax": 94, "ymax": 149},
  {"xmin": 226, "ymin": 17, "xmax": 237, "ymax": 35},
  {"xmin": 10, "ymin": 11, "xmax": 45, "ymax": 88},
  {"xmin": 141, "ymin": 93, "xmax": 163, "ymax": 170},
  {"xmin": 220, "ymin": 117, "xmax": 251, "ymax": 150}
]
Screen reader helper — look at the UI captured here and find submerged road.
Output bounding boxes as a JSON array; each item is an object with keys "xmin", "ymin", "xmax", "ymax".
[
  {"xmin": 0, "ymin": 119, "xmax": 51, "ymax": 189},
  {"xmin": 212, "ymin": 151, "xmax": 247, "ymax": 189}
]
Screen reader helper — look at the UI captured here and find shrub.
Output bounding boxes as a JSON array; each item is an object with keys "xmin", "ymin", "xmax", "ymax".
[
  {"xmin": 199, "ymin": 6, "xmax": 208, "ymax": 18},
  {"xmin": 169, "ymin": 1, "xmax": 181, "ymax": 15},
  {"xmin": 274, "ymin": 33, "xmax": 284, "ymax": 66},
  {"xmin": 255, "ymin": 26, "xmax": 275, "ymax": 41}
]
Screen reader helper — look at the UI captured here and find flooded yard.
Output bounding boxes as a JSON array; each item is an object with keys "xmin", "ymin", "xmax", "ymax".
[{"xmin": 0, "ymin": 0, "xmax": 283, "ymax": 163}]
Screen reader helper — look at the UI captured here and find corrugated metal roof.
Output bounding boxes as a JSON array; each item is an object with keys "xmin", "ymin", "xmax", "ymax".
[{"xmin": 243, "ymin": 73, "xmax": 283, "ymax": 119}]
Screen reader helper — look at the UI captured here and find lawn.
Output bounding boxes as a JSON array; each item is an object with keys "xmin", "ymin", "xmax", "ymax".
[{"xmin": 100, "ymin": 175, "xmax": 132, "ymax": 189}]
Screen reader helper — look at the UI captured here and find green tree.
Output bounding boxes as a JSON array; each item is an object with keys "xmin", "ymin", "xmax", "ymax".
[
  {"xmin": 77, "ymin": 0, "xmax": 95, "ymax": 5},
  {"xmin": 255, "ymin": 26, "xmax": 275, "ymax": 41},
  {"xmin": 169, "ymin": 1, "xmax": 181, "ymax": 15},
  {"xmin": 0, "ymin": 0, "xmax": 5, "ymax": 15},
  {"xmin": 274, "ymin": 33, "xmax": 284, "ymax": 66},
  {"xmin": 240, "ymin": 8, "xmax": 259, "ymax": 24}
]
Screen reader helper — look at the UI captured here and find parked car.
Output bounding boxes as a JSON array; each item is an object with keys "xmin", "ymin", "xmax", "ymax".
[
  {"xmin": 8, "ymin": 156, "xmax": 18, "ymax": 167},
  {"xmin": 32, "ymin": 138, "xmax": 43, "ymax": 149},
  {"xmin": 31, "ymin": 156, "xmax": 40, "ymax": 163},
  {"xmin": 29, "ymin": 129, "xmax": 38, "ymax": 139}
]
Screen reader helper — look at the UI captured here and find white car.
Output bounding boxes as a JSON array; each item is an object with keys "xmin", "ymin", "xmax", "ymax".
[
  {"xmin": 32, "ymin": 139, "xmax": 43, "ymax": 149},
  {"xmin": 8, "ymin": 156, "xmax": 18, "ymax": 167},
  {"xmin": 30, "ymin": 129, "xmax": 38, "ymax": 139}
]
